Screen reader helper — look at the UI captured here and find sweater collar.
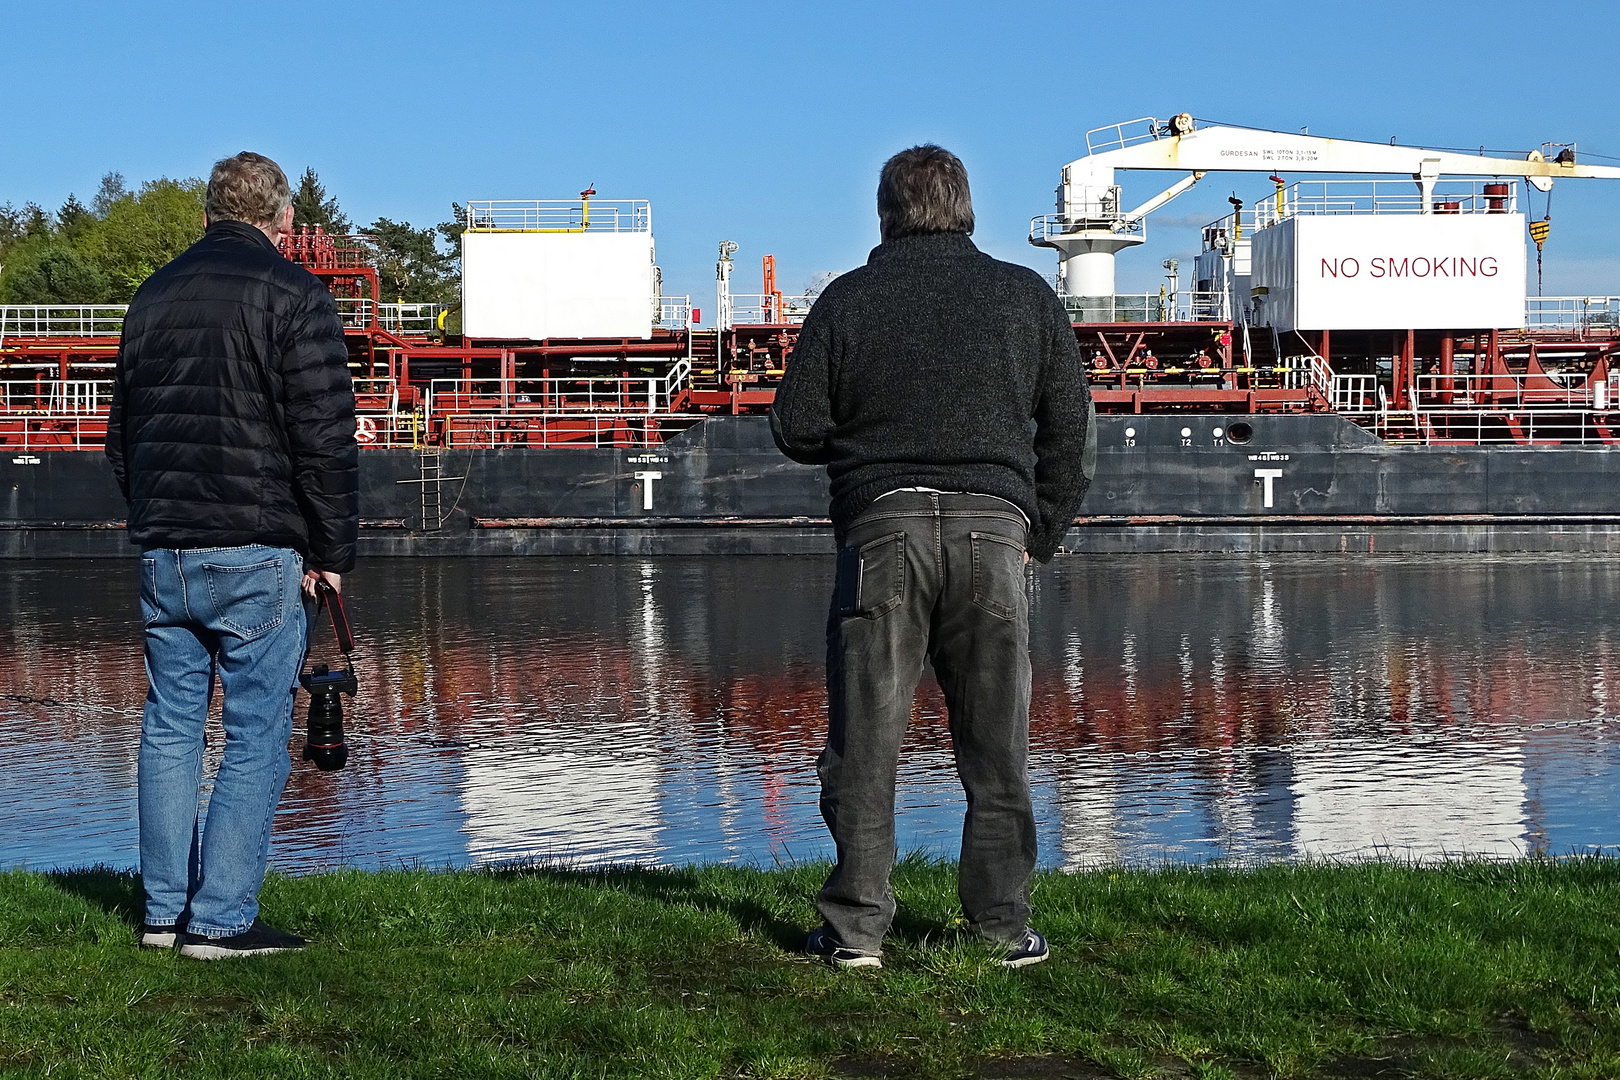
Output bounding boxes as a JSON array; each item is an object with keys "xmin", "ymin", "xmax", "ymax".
[
  {"xmin": 206, "ymin": 218, "xmax": 280, "ymax": 254},
  {"xmin": 866, "ymin": 232, "xmax": 978, "ymax": 265}
]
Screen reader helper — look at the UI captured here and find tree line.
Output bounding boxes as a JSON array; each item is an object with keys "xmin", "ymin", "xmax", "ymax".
[{"xmin": 0, "ymin": 169, "xmax": 462, "ymax": 307}]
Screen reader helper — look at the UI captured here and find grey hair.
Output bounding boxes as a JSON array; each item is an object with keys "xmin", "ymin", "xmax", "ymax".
[
  {"xmin": 876, "ymin": 145, "xmax": 974, "ymax": 241},
  {"xmin": 205, "ymin": 152, "xmax": 292, "ymax": 228}
]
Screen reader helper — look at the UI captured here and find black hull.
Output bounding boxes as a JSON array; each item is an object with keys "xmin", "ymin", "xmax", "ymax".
[{"xmin": 6, "ymin": 414, "xmax": 1620, "ymax": 555}]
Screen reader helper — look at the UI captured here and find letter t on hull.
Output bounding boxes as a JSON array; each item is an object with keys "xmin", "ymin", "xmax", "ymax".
[
  {"xmin": 634, "ymin": 471, "xmax": 663, "ymax": 511},
  {"xmin": 1254, "ymin": 468, "xmax": 1284, "ymax": 509}
]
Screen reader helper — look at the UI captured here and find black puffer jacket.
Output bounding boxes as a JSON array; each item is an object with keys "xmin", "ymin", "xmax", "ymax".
[{"xmin": 105, "ymin": 219, "xmax": 358, "ymax": 571}]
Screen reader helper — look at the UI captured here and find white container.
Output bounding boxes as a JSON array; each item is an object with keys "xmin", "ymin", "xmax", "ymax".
[
  {"xmin": 461, "ymin": 200, "xmax": 657, "ymax": 340},
  {"xmin": 1249, "ymin": 213, "xmax": 1526, "ymax": 331}
]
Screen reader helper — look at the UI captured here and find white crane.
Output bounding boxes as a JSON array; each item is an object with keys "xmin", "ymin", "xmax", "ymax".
[{"xmin": 1032, "ymin": 113, "xmax": 1620, "ymax": 299}]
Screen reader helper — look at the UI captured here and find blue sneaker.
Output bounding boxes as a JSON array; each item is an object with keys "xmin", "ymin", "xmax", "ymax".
[
  {"xmin": 1000, "ymin": 928, "xmax": 1050, "ymax": 968},
  {"xmin": 804, "ymin": 926, "xmax": 882, "ymax": 969},
  {"xmin": 179, "ymin": 919, "xmax": 305, "ymax": 960}
]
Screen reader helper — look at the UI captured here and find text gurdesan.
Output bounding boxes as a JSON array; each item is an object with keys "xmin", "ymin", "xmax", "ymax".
[{"xmin": 1320, "ymin": 256, "xmax": 1499, "ymax": 279}]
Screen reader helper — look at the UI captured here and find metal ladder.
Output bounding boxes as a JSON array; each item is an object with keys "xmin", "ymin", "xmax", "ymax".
[{"xmin": 417, "ymin": 449, "xmax": 443, "ymax": 531}]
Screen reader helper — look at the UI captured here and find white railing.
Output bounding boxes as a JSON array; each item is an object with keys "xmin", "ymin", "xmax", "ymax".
[
  {"xmin": 1307, "ymin": 355, "xmax": 1334, "ymax": 401},
  {"xmin": 463, "ymin": 200, "xmax": 651, "ymax": 233},
  {"xmin": 1058, "ymin": 291, "xmax": 1229, "ymax": 323},
  {"xmin": 349, "ymin": 378, "xmax": 431, "ymax": 448},
  {"xmin": 1525, "ymin": 296, "xmax": 1620, "ymax": 333},
  {"xmin": 1, "ymin": 302, "xmax": 449, "ymax": 338},
  {"xmin": 0, "ymin": 379, "xmax": 114, "ymax": 414},
  {"xmin": 1275, "ymin": 354, "xmax": 1318, "ymax": 391},
  {"xmin": 427, "ymin": 361, "xmax": 689, "ymax": 419},
  {"xmin": 352, "ymin": 376, "xmax": 400, "ymax": 409},
  {"xmin": 0, "ymin": 306, "xmax": 128, "ymax": 338},
  {"xmin": 1411, "ymin": 410, "xmax": 1619, "ymax": 445},
  {"xmin": 352, "ymin": 412, "xmax": 420, "ymax": 449},
  {"xmin": 1413, "ymin": 372, "xmax": 1603, "ymax": 411},
  {"xmin": 440, "ymin": 412, "xmax": 697, "ymax": 449},
  {"xmin": 1200, "ymin": 211, "xmax": 1261, "ymax": 253},
  {"xmin": 378, "ymin": 303, "xmax": 444, "ymax": 334},
  {"xmin": 726, "ymin": 294, "xmax": 815, "ymax": 325},
  {"xmin": 331, "ymin": 300, "xmax": 445, "ymax": 333},
  {"xmin": 332, "ymin": 298, "xmax": 372, "ymax": 329},
  {"xmin": 656, "ymin": 296, "xmax": 691, "ymax": 330},
  {"xmin": 1031, "ymin": 212, "xmax": 1145, "ymax": 243},
  {"xmin": 1332, "ymin": 373, "xmax": 1379, "ymax": 412},
  {"xmin": 430, "ymin": 361, "xmax": 693, "ymax": 448},
  {"xmin": 0, "ymin": 378, "xmax": 113, "ymax": 449},
  {"xmin": 1253, "ymin": 180, "xmax": 1519, "ymax": 228},
  {"xmin": 1085, "ymin": 116, "xmax": 1163, "ymax": 156},
  {"xmin": 0, "ymin": 414, "xmax": 109, "ymax": 450}
]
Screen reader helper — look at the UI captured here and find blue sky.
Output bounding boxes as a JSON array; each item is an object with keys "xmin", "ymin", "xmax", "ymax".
[{"xmin": 5, "ymin": 0, "xmax": 1618, "ymax": 305}]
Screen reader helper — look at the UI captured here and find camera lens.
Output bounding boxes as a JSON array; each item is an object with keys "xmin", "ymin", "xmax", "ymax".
[{"xmin": 303, "ymin": 689, "xmax": 348, "ymax": 771}]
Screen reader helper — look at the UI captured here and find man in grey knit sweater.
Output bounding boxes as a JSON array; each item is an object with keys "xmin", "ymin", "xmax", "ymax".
[{"xmin": 771, "ymin": 145, "xmax": 1095, "ymax": 969}]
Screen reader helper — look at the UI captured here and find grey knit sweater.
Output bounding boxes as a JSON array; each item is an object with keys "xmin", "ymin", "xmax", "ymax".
[{"xmin": 769, "ymin": 232, "xmax": 1094, "ymax": 562}]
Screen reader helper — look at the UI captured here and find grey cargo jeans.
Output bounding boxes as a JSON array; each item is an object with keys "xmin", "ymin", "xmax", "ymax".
[{"xmin": 817, "ymin": 491, "xmax": 1036, "ymax": 954}]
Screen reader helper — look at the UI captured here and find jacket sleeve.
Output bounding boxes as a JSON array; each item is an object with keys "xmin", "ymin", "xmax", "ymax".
[
  {"xmin": 1028, "ymin": 296, "xmax": 1095, "ymax": 562},
  {"xmin": 769, "ymin": 308, "xmax": 835, "ymax": 465},
  {"xmin": 104, "ymin": 337, "xmax": 130, "ymax": 503},
  {"xmin": 282, "ymin": 286, "xmax": 359, "ymax": 572}
]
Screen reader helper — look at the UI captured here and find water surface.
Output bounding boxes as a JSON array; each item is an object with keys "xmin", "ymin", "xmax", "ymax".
[{"xmin": 3, "ymin": 554, "xmax": 1618, "ymax": 872}]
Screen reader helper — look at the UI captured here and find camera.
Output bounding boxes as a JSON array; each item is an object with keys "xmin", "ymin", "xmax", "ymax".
[
  {"xmin": 299, "ymin": 579, "xmax": 357, "ymax": 772},
  {"xmin": 300, "ymin": 661, "xmax": 356, "ymax": 771}
]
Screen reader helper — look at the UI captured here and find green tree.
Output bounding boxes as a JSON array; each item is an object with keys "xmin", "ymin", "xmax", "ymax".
[
  {"xmin": 0, "ymin": 202, "xmax": 53, "ymax": 253},
  {"xmin": 0, "ymin": 173, "xmax": 472, "ymax": 307},
  {"xmin": 292, "ymin": 168, "xmax": 350, "ymax": 234},
  {"xmin": 91, "ymin": 173, "xmax": 128, "ymax": 218},
  {"xmin": 0, "ymin": 203, "xmax": 62, "ymax": 295},
  {"xmin": 438, "ymin": 203, "xmax": 466, "ymax": 250},
  {"xmin": 76, "ymin": 178, "xmax": 205, "ymax": 300},
  {"xmin": 0, "ymin": 242, "xmax": 112, "ymax": 303},
  {"xmin": 57, "ymin": 195, "xmax": 95, "ymax": 241},
  {"xmin": 0, "ymin": 204, "xmax": 28, "ymax": 264},
  {"xmin": 367, "ymin": 215, "xmax": 459, "ymax": 305}
]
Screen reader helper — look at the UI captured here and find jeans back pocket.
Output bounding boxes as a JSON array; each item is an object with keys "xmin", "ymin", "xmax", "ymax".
[
  {"xmin": 970, "ymin": 531, "xmax": 1026, "ymax": 620},
  {"xmin": 139, "ymin": 557, "xmax": 160, "ymax": 627},
  {"xmin": 837, "ymin": 531, "xmax": 906, "ymax": 619},
  {"xmin": 202, "ymin": 557, "xmax": 286, "ymax": 640}
]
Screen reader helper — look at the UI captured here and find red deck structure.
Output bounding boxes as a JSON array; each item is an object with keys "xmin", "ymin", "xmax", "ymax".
[{"xmin": 2, "ymin": 243, "xmax": 1618, "ymax": 451}]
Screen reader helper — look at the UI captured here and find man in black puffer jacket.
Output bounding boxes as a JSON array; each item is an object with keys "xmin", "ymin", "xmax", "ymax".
[
  {"xmin": 773, "ymin": 146, "xmax": 1094, "ymax": 971},
  {"xmin": 105, "ymin": 152, "xmax": 357, "ymax": 960}
]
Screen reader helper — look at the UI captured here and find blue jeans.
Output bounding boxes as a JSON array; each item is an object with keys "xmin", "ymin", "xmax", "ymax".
[{"xmin": 137, "ymin": 545, "xmax": 308, "ymax": 937}]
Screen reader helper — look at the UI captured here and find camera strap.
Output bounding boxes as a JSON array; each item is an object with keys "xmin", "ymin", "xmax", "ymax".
[{"xmin": 316, "ymin": 580, "xmax": 354, "ymax": 656}]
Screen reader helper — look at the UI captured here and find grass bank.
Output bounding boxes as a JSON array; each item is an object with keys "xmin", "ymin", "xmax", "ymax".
[{"xmin": 3, "ymin": 858, "xmax": 1620, "ymax": 1078}]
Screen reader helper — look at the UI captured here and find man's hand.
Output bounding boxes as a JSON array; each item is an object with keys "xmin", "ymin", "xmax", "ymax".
[{"xmin": 302, "ymin": 569, "xmax": 342, "ymax": 599}]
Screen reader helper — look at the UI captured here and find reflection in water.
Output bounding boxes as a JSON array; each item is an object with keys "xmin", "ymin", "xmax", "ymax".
[{"xmin": 3, "ymin": 554, "xmax": 1620, "ymax": 872}]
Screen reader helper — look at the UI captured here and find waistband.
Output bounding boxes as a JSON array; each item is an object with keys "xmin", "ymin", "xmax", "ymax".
[
  {"xmin": 852, "ymin": 490, "xmax": 1028, "ymax": 523},
  {"xmin": 873, "ymin": 487, "xmax": 1029, "ymax": 526}
]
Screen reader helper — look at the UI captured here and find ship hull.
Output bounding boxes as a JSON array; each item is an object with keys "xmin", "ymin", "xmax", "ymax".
[{"xmin": 5, "ymin": 414, "xmax": 1620, "ymax": 556}]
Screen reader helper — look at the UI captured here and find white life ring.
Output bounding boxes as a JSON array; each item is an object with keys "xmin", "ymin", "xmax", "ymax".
[{"xmin": 356, "ymin": 416, "xmax": 379, "ymax": 445}]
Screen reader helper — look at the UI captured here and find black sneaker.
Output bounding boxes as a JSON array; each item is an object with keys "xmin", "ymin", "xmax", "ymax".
[
  {"xmin": 178, "ymin": 919, "xmax": 305, "ymax": 960},
  {"xmin": 804, "ymin": 926, "xmax": 882, "ymax": 969},
  {"xmin": 1000, "ymin": 928, "xmax": 1050, "ymax": 968},
  {"xmin": 140, "ymin": 923, "xmax": 181, "ymax": 949}
]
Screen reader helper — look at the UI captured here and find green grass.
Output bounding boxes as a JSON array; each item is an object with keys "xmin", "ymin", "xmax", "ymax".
[{"xmin": 4, "ymin": 857, "xmax": 1620, "ymax": 1078}]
